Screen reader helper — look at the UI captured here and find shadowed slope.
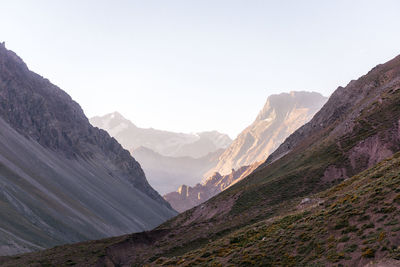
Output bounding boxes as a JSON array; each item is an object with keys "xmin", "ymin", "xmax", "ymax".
[{"xmin": 0, "ymin": 43, "xmax": 176, "ymax": 255}]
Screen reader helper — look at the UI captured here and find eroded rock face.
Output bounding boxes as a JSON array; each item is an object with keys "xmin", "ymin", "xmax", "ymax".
[
  {"xmin": 207, "ymin": 91, "xmax": 327, "ymax": 176},
  {"xmin": 348, "ymin": 135, "xmax": 394, "ymax": 171}
]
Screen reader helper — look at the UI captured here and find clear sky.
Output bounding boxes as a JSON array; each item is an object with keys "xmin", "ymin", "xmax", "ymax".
[{"xmin": 1, "ymin": 0, "xmax": 399, "ymax": 138}]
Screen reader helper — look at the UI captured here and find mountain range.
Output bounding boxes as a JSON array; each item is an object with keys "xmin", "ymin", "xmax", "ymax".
[
  {"xmin": 166, "ymin": 91, "xmax": 327, "ymax": 212},
  {"xmin": 90, "ymin": 113, "xmax": 231, "ymax": 194},
  {"xmin": 207, "ymin": 91, "xmax": 327, "ymax": 176},
  {"xmin": 90, "ymin": 112, "xmax": 232, "ymax": 159},
  {"xmin": 0, "ymin": 42, "xmax": 176, "ymax": 256},
  {"xmin": 3, "ymin": 52, "xmax": 399, "ymax": 266}
]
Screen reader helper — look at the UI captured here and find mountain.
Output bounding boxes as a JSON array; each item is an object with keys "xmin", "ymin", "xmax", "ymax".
[
  {"xmin": 206, "ymin": 91, "xmax": 327, "ymax": 176},
  {"xmin": 90, "ymin": 112, "xmax": 231, "ymax": 194},
  {"xmin": 165, "ymin": 91, "xmax": 326, "ymax": 212},
  {"xmin": 90, "ymin": 112, "xmax": 232, "ymax": 158},
  {"xmin": 164, "ymin": 163, "xmax": 259, "ymax": 212},
  {"xmin": 2, "ymin": 54, "xmax": 400, "ymax": 266},
  {"xmin": 132, "ymin": 147, "xmax": 223, "ymax": 195},
  {"xmin": 0, "ymin": 43, "xmax": 176, "ymax": 256}
]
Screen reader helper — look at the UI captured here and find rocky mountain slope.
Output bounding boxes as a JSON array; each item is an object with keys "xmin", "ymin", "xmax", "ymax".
[
  {"xmin": 0, "ymin": 43, "xmax": 176, "ymax": 256},
  {"xmin": 132, "ymin": 146, "xmax": 223, "ymax": 195},
  {"xmin": 2, "ymin": 53, "xmax": 400, "ymax": 266},
  {"xmin": 166, "ymin": 91, "xmax": 326, "ymax": 212},
  {"xmin": 207, "ymin": 91, "xmax": 327, "ymax": 176},
  {"xmin": 151, "ymin": 152, "xmax": 400, "ymax": 266},
  {"xmin": 90, "ymin": 112, "xmax": 232, "ymax": 158}
]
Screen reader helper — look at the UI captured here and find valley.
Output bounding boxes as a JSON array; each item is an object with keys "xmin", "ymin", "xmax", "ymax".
[{"xmin": 1, "ymin": 45, "xmax": 399, "ymax": 266}]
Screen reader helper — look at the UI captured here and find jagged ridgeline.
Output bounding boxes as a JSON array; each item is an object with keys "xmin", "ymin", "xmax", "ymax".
[
  {"xmin": 0, "ymin": 43, "xmax": 176, "ymax": 256},
  {"xmin": 166, "ymin": 91, "xmax": 327, "ymax": 213},
  {"xmin": 1, "ymin": 52, "xmax": 400, "ymax": 266}
]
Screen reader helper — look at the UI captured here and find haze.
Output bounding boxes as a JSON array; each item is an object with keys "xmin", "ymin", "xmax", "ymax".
[{"xmin": 1, "ymin": 0, "xmax": 399, "ymax": 138}]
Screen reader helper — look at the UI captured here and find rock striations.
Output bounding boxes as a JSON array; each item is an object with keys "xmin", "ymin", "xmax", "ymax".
[
  {"xmin": 207, "ymin": 91, "xmax": 327, "ymax": 176},
  {"xmin": 0, "ymin": 43, "xmax": 176, "ymax": 255},
  {"xmin": 166, "ymin": 91, "xmax": 327, "ymax": 212}
]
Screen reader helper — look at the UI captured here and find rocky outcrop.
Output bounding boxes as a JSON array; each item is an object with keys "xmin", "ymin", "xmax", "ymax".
[
  {"xmin": 0, "ymin": 43, "xmax": 176, "ymax": 255},
  {"xmin": 90, "ymin": 112, "xmax": 232, "ymax": 158},
  {"xmin": 164, "ymin": 163, "xmax": 260, "ymax": 212},
  {"xmin": 206, "ymin": 91, "xmax": 327, "ymax": 176}
]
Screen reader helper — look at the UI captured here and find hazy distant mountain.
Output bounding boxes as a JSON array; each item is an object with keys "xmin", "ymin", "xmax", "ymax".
[
  {"xmin": 90, "ymin": 112, "xmax": 232, "ymax": 159},
  {"xmin": 132, "ymin": 147, "xmax": 223, "ymax": 195},
  {"xmin": 165, "ymin": 91, "xmax": 327, "ymax": 212},
  {"xmin": 0, "ymin": 43, "xmax": 176, "ymax": 256},
  {"xmin": 206, "ymin": 91, "xmax": 327, "ymax": 176}
]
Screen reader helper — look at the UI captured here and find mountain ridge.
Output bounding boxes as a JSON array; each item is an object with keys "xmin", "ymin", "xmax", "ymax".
[
  {"xmin": 0, "ymin": 43, "xmax": 176, "ymax": 255},
  {"xmin": 90, "ymin": 112, "xmax": 232, "ymax": 194},
  {"xmin": 165, "ymin": 91, "xmax": 327, "ymax": 212},
  {"xmin": 205, "ymin": 91, "xmax": 327, "ymax": 176},
  {"xmin": 90, "ymin": 112, "xmax": 232, "ymax": 159}
]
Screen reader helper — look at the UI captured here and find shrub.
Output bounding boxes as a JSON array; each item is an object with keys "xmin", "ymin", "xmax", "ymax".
[
  {"xmin": 362, "ymin": 247, "xmax": 375, "ymax": 258},
  {"xmin": 334, "ymin": 220, "xmax": 349, "ymax": 230},
  {"xmin": 339, "ymin": 236, "xmax": 350, "ymax": 242}
]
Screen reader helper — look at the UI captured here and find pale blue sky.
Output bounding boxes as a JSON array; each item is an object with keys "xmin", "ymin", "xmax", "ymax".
[{"xmin": 1, "ymin": 0, "xmax": 399, "ymax": 138}]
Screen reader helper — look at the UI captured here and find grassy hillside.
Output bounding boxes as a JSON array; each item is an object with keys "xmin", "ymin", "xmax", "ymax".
[{"xmin": 152, "ymin": 152, "xmax": 400, "ymax": 266}]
